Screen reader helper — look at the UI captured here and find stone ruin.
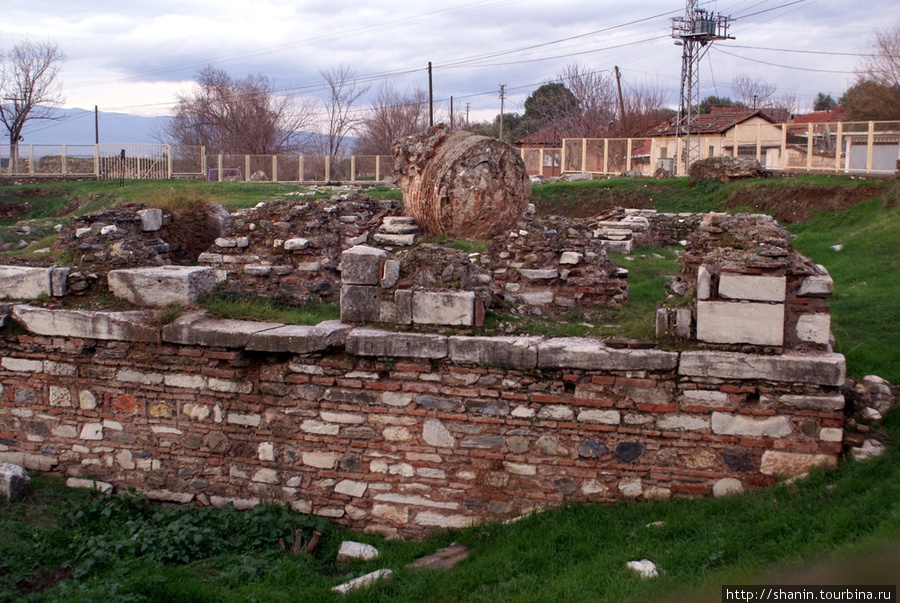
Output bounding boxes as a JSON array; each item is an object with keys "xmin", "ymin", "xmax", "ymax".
[
  {"xmin": 1, "ymin": 191, "xmax": 897, "ymax": 539},
  {"xmin": 1, "ymin": 135, "xmax": 896, "ymax": 538},
  {"xmin": 339, "ymin": 243, "xmax": 493, "ymax": 327},
  {"xmin": 0, "ymin": 192, "xmax": 835, "ymax": 337},
  {"xmin": 483, "ymin": 213, "xmax": 628, "ymax": 315},
  {"xmin": 58, "ymin": 201, "xmax": 233, "ymax": 268},
  {"xmin": 656, "ymin": 212, "xmax": 833, "ymax": 352},
  {"xmin": 391, "ymin": 124, "xmax": 531, "ymax": 239}
]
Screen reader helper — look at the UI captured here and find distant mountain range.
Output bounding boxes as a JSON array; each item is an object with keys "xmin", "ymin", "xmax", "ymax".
[
  {"xmin": 15, "ymin": 107, "xmax": 172, "ymax": 146},
  {"xmin": 14, "ymin": 107, "xmax": 347, "ymax": 153}
]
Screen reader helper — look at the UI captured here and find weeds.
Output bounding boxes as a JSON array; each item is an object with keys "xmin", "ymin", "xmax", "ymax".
[
  {"xmin": 61, "ymin": 492, "xmax": 329, "ymax": 576},
  {"xmin": 199, "ymin": 289, "xmax": 340, "ymax": 325},
  {"xmin": 158, "ymin": 302, "xmax": 185, "ymax": 325}
]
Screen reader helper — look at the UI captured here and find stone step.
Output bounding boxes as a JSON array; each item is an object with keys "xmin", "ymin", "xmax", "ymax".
[
  {"xmin": 380, "ymin": 216, "xmax": 420, "ymax": 235},
  {"xmin": 373, "ymin": 233, "xmax": 417, "ymax": 246}
]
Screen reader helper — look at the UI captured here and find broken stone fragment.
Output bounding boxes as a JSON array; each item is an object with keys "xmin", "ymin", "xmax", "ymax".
[
  {"xmin": 137, "ymin": 208, "xmax": 163, "ymax": 232},
  {"xmin": 626, "ymin": 559, "xmax": 660, "ymax": 579},
  {"xmin": 712, "ymin": 477, "xmax": 744, "ymax": 497},
  {"xmin": 559, "ymin": 251, "xmax": 583, "ymax": 265},
  {"xmin": 406, "ymin": 542, "xmax": 469, "ymax": 571},
  {"xmin": 336, "ymin": 541, "xmax": 380, "ymax": 563},
  {"xmin": 0, "ymin": 462, "xmax": 30, "ymax": 502},
  {"xmin": 851, "ymin": 439, "xmax": 885, "ymax": 461},
  {"xmin": 331, "ymin": 569, "xmax": 393, "ymax": 594},
  {"xmin": 283, "ymin": 237, "xmax": 310, "ymax": 251}
]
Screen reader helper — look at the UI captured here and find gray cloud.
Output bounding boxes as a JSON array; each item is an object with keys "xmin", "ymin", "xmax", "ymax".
[{"xmin": 2, "ymin": 0, "xmax": 891, "ymax": 117}]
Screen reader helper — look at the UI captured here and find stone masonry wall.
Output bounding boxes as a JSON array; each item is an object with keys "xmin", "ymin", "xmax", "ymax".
[{"xmin": 1, "ymin": 305, "xmax": 845, "ymax": 539}]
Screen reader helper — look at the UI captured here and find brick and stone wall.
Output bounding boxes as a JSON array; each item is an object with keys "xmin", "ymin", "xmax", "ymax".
[{"xmin": 1, "ymin": 304, "xmax": 845, "ymax": 538}]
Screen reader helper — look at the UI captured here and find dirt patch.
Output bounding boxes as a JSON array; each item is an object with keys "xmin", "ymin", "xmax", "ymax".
[
  {"xmin": 722, "ymin": 184, "xmax": 886, "ymax": 223},
  {"xmin": 0, "ymin": 201, "xmax": 32, "ymax": 220},
  {"xmin": 160, "ymin": 202, "xmax": 230, "ymax": 264},
  {"xmin": 54, "ymin": 194, "xmax": 93, "ymax": 218}
]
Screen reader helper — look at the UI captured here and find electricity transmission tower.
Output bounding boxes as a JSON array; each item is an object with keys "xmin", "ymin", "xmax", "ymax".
[{"xmin": 671, "ymin": 0, "xmax": 733, "ymax": 173}]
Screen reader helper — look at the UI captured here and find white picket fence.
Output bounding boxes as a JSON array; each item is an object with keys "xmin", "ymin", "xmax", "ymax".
[{"xmin": 0, "ymin": 143, "xmax": 393, "ymax": 183}]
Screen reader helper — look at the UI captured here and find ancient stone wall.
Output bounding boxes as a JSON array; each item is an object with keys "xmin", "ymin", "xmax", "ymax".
[
  {"xmin": 1, "ymin": 305, "xmax": 844, "ymax": 539},
  {"xmin": 657, "ymin": 213, "xmax": 833, "ymax": 352}
]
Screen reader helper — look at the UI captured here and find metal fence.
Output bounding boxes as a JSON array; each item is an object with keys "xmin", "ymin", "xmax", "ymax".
[
  {"xmin": 0, "ymin": 143, "xmax": 394, "ymax": 183},
  {"xmin": 556, "ymin": 120, "xmax": 900, "ymax": 178}
]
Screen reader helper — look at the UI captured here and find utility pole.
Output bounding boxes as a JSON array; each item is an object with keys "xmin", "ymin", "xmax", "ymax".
[
  {"xmin": 671, "ymin": 0, "xmax": 732, "ymax": 173},
  {"xmin": 450, "ymin": 96, "xmax": 454, "ymax": 130},
  {"xmin": 499, "ymin": 84, "xmax": 506, "ymax": 141},
  {"xmin": 428, "ymin": 62, "xmax": 434, "ymax": 127},
  {"xmin": 465, "ymin": 103, "xmax": 471, "ymax": 128},
  {"xmin": 614, "ymin": 66, "xmax": 627, "ymax": 136},
  {"xmin": 94, "ymin": 105, "xmax": 99, "ymax": 145}
]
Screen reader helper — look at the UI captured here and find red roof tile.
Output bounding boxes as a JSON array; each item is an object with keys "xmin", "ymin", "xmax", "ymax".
[
  {"xmin": 790, "ymin": 108, "xmax": 848, "ymax": 124},
  {"xmin": 648, "ymin": 109, "xmax": 776, "ymax": 137}
]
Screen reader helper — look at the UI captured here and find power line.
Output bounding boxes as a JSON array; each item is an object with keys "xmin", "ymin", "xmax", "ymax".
[
  {"xmin": 730, "ymin": 0, "xmax": 812, "ymax": 20},
  {"xmin": 713, "ymin": 46, "xmax": 855, "ymax": 74},
  {"xmin": 66, "ymin": 0, "xmax": 521, "ymax": 90},
  {"xmin": 436, "ymin": 9, "xmax": 680, "ymax": 70},
  {"xmin": 726, "ymin": 44, "xmax": 882, "ymax": 58},
  {"xmin": 55, "ymin": 0, "xmax": 859, "ymax": 127}
]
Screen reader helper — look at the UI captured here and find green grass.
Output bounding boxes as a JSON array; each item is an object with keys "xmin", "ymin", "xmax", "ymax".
[
  {"xmin": 3, "ymin": 412, "xmax": 898, "ymax": 602},
  {"xmin": 199, "ymin": 290, "xmax": 340, "ymax": 325},
  {"xmin": 0, "ymin": 180, "xmax": 321, "ymax": 221},
  {"xmin": 365, "ymin": 186, "xmax": 404, "ymax": 202},
  {"xmin": 530, "ymin": 177, "xmax": 724, "ymax": 216},
  {"xmin": 790, "ymin": 196, "xmax": 900, "ymax": 383}
]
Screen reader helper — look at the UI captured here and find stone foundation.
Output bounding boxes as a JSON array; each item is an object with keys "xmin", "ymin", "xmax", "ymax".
[{"xmin": 1, "ymin": 305, "xmax": 844, "ymax": 539}]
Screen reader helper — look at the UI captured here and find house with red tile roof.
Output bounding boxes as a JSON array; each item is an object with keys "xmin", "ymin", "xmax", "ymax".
[{"xmin": 639, "ymin": 108, "xmax": 783, "ymax": 174}]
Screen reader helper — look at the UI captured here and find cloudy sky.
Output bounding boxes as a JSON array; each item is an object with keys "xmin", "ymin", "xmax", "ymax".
[{"xmin": 2, "ymin": 0, "xmax": 894, "ymax": 131}]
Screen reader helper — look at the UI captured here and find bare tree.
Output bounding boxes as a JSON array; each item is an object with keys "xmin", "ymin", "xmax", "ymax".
[
  {"xmin": 842, "ymin": 22, "xmax": 900, "ymax": 120},
  {"xmin": 319, "ymin": 65, "xmax": 369, "ymax": 159},
  {"xmin": 771, "ymin": 92, "xmax": 799, "ymax": 115},
  {"xmin": 841, "ymin": 23, "xmax": 900, "ymax": 120},
  {"xmin": 167, "ymin": 65, "xmax": 315, "ymax": 155},
  {"xmin": 557, "ymin": 64, "xmax": 618, "ymax": 137},
  {"xmin": 621, "ymin": 82, "xmax": 671, "ymax": 137},
  {"xmin": 859, "ymin": 22, "xmax": 900, "ymax": 88},
  {"xmin": 0, "ymin": 40, "xmax": 65, "ymax": 171},
  {"xmin": 355, "ymin": 83, "xmax": 428, "ymax": 155},
  {"xmin": 731, "ymin": 74, "xmax": 777, "ymax": 109}
]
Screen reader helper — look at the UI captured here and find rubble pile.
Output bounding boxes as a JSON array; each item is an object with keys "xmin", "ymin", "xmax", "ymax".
[
  {"xmin": 485, "ymin": 213, "xmax": 628, "ymax": 316},
  {"xmin": 53, "ymin": 201, "xmax": 231, "ymax": 295},
  {"xmin": 199, "ymin": 192, "xmax": 406, "ymax": 304}
]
